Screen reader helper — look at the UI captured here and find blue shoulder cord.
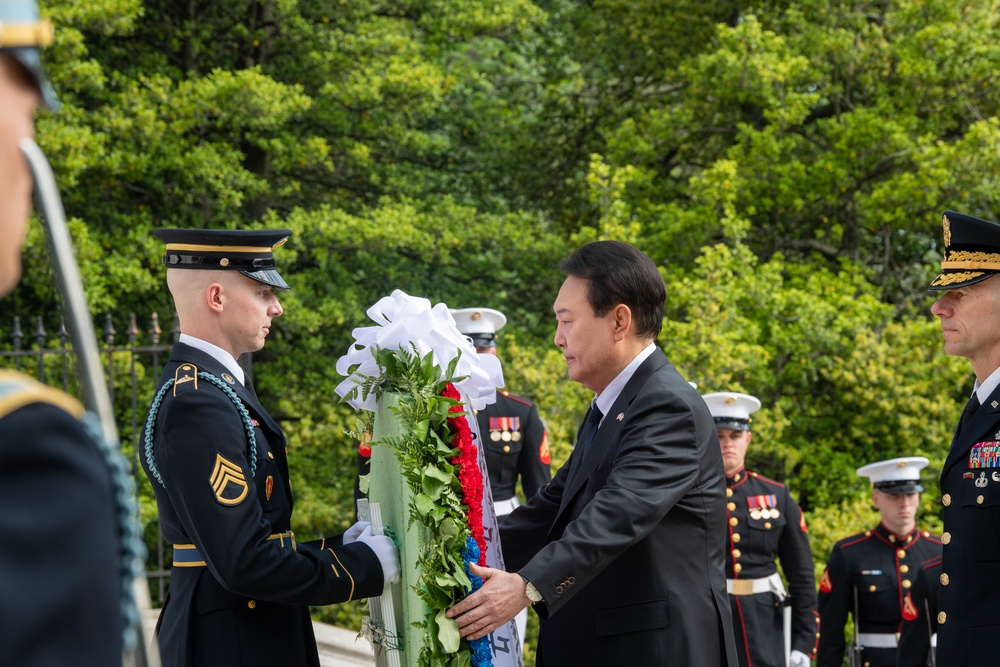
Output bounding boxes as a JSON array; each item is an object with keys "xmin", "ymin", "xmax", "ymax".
[
  {"xmin": 143, "ymin": 371, "xmax": 258, "ymax": 488},
  {"xmin": 80, "ymin": 413, "xmax": 146, "ymax": 652}
]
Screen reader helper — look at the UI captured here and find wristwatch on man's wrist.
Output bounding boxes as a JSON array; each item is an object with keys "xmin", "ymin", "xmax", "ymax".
[{"xmin": 520, "ymin": 574, "xmax": 543, "ymax": 604}]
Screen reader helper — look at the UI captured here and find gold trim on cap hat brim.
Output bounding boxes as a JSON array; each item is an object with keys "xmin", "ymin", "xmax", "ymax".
[
  {"xmin": 0, "ymin": 20, "xmax": 54, "ymax": 48},
  {"xmin": 930, "ymin": 271, "xmax": 988, "ymax": 287},
  {"xmin": 941, "ymin": 250, "xmax": 1000, "ymax": 271},
  {"xmin": 165, "ymin": 243, "xmax": 273, "ymax": 253}
]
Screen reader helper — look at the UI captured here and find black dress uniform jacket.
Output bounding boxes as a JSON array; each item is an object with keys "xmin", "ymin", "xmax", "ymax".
[
  {"xmin": 0, "ymin": 372, "xmax": 123, "ymax": 667},
  {"xmin": 816, "ymin": 523, "xmax": 941, "ymax": 667},
  {"xmin": 725, "ymin": 467, "xmax": 818, "ymax": 667},
  {"xmin": 477, "ymin": 390, "xmax": 550, "ymax": 503},
  {"xmin": 937, "ymin": 384, "xmax": 1000, "ymax": 666},
  {"xmin": 142, "ymin": 344, "xmax": 384, "ymax": 667},
  {"xmin": 896, "ymin": 554, "xmax": 940, "ymax": 667},
  {"xmin": 500, "ymin": 348, "xmax": 738, "ymax": 667}
]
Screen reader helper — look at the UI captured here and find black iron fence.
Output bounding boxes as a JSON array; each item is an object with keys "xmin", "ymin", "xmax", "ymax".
[{"xmin": 0, "ymin": 311, "xmax": 177, "ymax": 606}]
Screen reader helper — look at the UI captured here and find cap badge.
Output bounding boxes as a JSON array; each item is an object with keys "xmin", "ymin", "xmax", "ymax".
[
  {"xmin": 943, "ymin": 214, "xmax": 952, "ymax": 247},
  {"xmin": 725, "ymin": 396, "xmax": 737, "ymax": 404}
]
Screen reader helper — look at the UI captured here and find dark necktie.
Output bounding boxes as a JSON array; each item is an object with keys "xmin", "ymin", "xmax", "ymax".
[
  {"xmin": 957, "ymin": 393, "xmax": 981, "ymax": 437},
  {"xmin": 578, "ymin": 405, "xmax": 603, "ymax": 458}
]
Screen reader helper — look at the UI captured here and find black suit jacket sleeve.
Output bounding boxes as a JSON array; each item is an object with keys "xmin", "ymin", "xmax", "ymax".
[{"xmin": 505, "ymin": 374, "xmax": 705, "ymax": 616}]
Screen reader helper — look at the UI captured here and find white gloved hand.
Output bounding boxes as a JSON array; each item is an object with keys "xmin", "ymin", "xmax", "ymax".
[
  {"xmin": 343, "ymin": 520, "xmax": 370, "ymax": 544},
  {"xmin": 356, "ymin": 525, "xmax": 400, "ymax": 587},
  {"xmin": 788, "ymin": 650, "xmax": 810, "ymax": 667}
]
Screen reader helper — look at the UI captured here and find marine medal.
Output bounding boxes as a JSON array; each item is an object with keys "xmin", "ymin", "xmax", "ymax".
[
  {"xmin": 490, "ymin": 430, "xmax": 501, "ymax": 442},
  {"xmin": 501, "ymin": 431, "xmax": 512, "ymax": 442},
  {"xmin": 511, "ymin": 431, "xmax": 522, "ymax": 442}
]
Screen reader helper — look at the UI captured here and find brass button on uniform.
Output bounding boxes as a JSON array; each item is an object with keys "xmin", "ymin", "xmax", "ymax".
[
  {"xmin": 732, "ymin": 533, "xmax": 741, "ymax": 543},
  {"xmin": 503, "ymin": 445, "xmax": 511, "ymax": 452},
  {"xmin": 869, "ymin": 585, "xmax": 876, "ymax": 592},
  {"xmin": 764, "ymin": 522, "xmax": 772, "ymax": 529},
  {"xmin": 900, "ymin": 565, "xmax": 909, "ymax": 573},
  {"xmin": 978, "ymin": 495, "xmax": 985, "ymax": 504},
  {"xmin": 727, "ymin": 489, "xmax": 734, "ymax": 498},
  {"xmin": 727, "ymin": 502, "xmax": 736, "ymax": 511},
  {"xmin": 940, "ymin": 573, "xmax": 949, "ymax": 586},
  {"xmin": 732, "ymin": 549, "xmax": 741, "ymax": 558},
  {"xmin": 942, "ymin": 532, "xmax": 951, "ymax": 545},
  {"xmin": 248, "ymin": 600, "xmax": 256, "ymax": 609},
  {"xmin": 938, "ymin": 611, "xmax": 947, "ymax": 624},
  {"xmin": 729, "ymin": 517, "xmax": 738, "ymax": 527},
  {"xmin": 942, "ymin": 494, "xmax": 951, "ymax": 506},
  {"xmin": 897, "ymin": 549, "xmax": 906, "ymax": 559},
  {"xmin": 734, "ymin": 563, "xmax": 742, "ymax": 573},
  {"xmin": 902, "ymin": 580, "xmax": 912, "ymax": 589}
]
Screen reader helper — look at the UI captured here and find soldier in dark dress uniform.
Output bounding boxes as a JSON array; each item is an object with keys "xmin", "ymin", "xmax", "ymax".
[
  {"xmin": 450, "ymin": 306, "xmax": 551, "ymax": 653},
  {"xmin": 816, "ymin": 458, "xmax": 942, "ymax": 667},
  {"xmin": 896, "ymin": 554, "xmax": 941, "ymax": 667},
  {"xmin": 142, "ymin": 229, "xmax": 399, "ymax": 667},
  {"xmin": 0, "ymin": 6, "xmax": 141, "ymax": 664},
  {"xmin": 927, "ymin": 210, "xmax": 1000, "ymax": 667},
  {"xmin": 703, "ymin": 392, "xmax": 818, "ymax": 667}
]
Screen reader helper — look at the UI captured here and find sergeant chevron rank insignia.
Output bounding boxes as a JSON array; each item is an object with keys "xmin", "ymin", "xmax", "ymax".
[{"xmin": 210, "ymin": 453, "xmax": 249, "ymax": 506}]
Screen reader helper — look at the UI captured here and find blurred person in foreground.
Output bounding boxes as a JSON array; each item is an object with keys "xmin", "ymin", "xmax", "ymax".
[
  {"xmin": 927, "ymin": 209, "xmax": 1000, "ymax": 667},
  {"xmin": 446, "ymin": 240, "xmax": 738, "ymax": 666},
  {"xmin": 0, "ymin": 3, "xmax": 143, "ymax": 665},
  {"xmin": 141, "ymin": 228, "xmax": 398, "ymax": 667}
]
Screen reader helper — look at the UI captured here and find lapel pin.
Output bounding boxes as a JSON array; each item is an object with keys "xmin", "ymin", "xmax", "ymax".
[
  {"xmin": 992, "ymin": 400, "xmax": 998, "ymax": 408},
  {"xmin": 616, "ymin": 412, "xmax": 624, "ymax": 421}
]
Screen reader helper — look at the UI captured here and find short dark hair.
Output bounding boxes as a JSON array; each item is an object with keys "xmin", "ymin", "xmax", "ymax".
[{"xmin": 559, "ymin": 241, "xmax": 666, "ymax": 339}]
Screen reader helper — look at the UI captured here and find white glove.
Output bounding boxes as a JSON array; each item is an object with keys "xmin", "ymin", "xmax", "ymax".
[
  {"xmin": 788, "ymin": 650, "xmax": 810, "ymax": 667},
  {"xmin": 343, "ymin": 520, "xmax": 370, "ymax": 544},
  {"xmin": 356, "ymin": 525, "xmax": 400, "ymax": 587}
]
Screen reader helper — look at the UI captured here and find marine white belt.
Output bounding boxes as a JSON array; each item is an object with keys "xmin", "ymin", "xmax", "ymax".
[
  {"xmin": 494, "ymin": 497, "xmax": 521, "ymax": 517},
  {"xmin": 726, "ymin": 572, "xmax": 786, "ymax": 597},
  {"xmin": 857, "ymin": 632, "xmax": 898, "ymax": 648}
]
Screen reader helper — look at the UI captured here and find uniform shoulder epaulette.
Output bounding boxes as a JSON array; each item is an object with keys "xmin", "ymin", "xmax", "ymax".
[
  {"xmin": 501, "ymin": 391, "xmax": 535, "ymax": 408},
  {"xmin": 748, "ymin": 471, "xmax": 787, "ymax": 489},
  {"xmin": 172, "ymin": 363, "xmax": 200, "ymax": 396},
  {"xmin": 0, "ymin": 369, "xmax": 84, "ymax": 422}
]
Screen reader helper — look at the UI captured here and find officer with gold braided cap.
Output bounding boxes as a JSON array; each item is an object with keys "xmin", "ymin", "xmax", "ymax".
[
  {"xmin": 142, "ymin": 229, "xmax": 399, "ymax": 667},
  {"xmin": 929, "ymin": 210, "xmax": 1000, "ymax": 666},
  {"xmin": 703, "ymin": 392, "xmax": 818, "ymax": 667},
  {"xmin": 816, "ymin": 457, "xmax": 941, "ymax": 667}
]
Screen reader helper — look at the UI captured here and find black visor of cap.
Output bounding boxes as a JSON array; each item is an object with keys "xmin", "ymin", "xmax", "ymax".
[
  {"xmin": 713, "ymin": 417, "xmax": 751, "ymax": 431},
  {"xmin": 873, "ymin": 480, "xmax": 924, "ymax": 494},
  {"xmin": 469, "ymin": 333, "xmax": 497, "ymax": 348}
]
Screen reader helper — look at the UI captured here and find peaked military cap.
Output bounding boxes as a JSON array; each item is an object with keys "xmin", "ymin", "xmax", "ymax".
[
  {"xmin": 450, "ymin": 307, "xmax": 507, "ymax": 348},
  {"xmin": 0, "ymin": 0, "xmax": 58, "ymax": 108},
  {"xmin": 155, "ymin": 228, "xmax": 292, "ymax": 290},
  {"xmin": 929, "ymin": 210, "xmax": 1000, "ymax": 290},
  {"xmin": 856, "ymin": 456, "xmax": 928, "ymax": 495},
  {"xmin": 702, "ymin": 392, "xmax": 761, "ymax": 431}
]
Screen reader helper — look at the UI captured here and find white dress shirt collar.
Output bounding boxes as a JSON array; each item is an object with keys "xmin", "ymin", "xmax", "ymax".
[
  {"xmin": 178, "ymin": 333, "xmax": 245, "ymax": 385},
  {"xmin": 592, "ymin": 343, "xmax": 656, "ymax": 424}
]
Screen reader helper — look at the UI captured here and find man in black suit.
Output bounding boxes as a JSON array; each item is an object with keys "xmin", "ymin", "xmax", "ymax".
[
  {"xmin": 0, "ymin": 5, "xmax": 136, "ymax": 664},
  {"xmin": 142, "ymin": 229, "xmax": 398, "ymax": 667},
  {"xmin": 447, "ymin": 240, "xmax": 738, "ymax": 666},
  {"xmin": 928, "ymin": 210, "xmax": 1000, "ymax": 666}
]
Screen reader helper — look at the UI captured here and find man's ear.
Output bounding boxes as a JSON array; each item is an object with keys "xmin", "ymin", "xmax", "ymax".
[
  {"xmin": 206, "ymin": 283, "xmax": 225, "ymax": 313},
  {"xmin": 612, "ymin": 304, "xmax": 632, "ymax": 339}
]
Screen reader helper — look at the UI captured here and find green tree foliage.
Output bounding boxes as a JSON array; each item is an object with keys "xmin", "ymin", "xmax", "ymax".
[{"xmin": 5, "ymin": 0, "xmax": 994, "ymax": 649}]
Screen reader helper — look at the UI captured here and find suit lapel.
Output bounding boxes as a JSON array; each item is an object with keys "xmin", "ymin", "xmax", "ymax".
[
  {"xmin": 556, "ymin": 349, "xmax": 668, "ymax": 522},
  {"xmin": 943, "ymin": 384, "xmax": 1000, "ymax": 476}
]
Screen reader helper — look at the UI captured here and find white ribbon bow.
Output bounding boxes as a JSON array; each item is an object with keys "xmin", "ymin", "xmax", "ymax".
[{"xmin": 335, "ymin": 290, "xmax": 503, "ymax": 411}]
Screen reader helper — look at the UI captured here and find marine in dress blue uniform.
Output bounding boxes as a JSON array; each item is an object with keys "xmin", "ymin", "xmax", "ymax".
[
  {"xmin": 928, "ymin": 210, "xmax": 1000, "ymax": 666},
  {"xmin": 896, "ymin": 554, "xmax": 940, "ymax": 667},
  {"xmin": 142, "ymin": 229, "xmax": 397, "ymax": 667},
  {"xmin": 816, "ymin": 458, "xmax": 941, "ymax": 667},
  {"xmin": 449, "ymin": 307, "xmax": 551, "ymax": 516},
  {"xmin": 703, "ymin": 392, "xmax": 818, "ymax": 667}
]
